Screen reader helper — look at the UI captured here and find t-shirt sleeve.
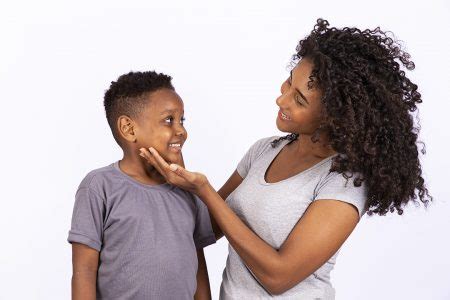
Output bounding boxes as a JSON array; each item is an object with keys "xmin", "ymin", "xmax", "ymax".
[
  {"xmin": 193, "ymin": 195, "xmax": 216, "ymax": 249},
  {"xmin": 236, "ymin": 136, "xmax": 276, "ymax": 178},
  {"xmin": 67, "ymin": 186, "xmax": 105, "ymax": 251},
  {"xmin": 313, "ymin": 172, "xmax": 368, "ymax": 218}
]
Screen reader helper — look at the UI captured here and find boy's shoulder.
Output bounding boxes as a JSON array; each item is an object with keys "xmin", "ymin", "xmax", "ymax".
[{"xmin": 77, "ymin": 162, "xmax": 117, "ymax": 192}]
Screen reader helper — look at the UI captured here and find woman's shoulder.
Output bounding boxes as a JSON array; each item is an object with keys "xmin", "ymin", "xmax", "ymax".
[
  {"xmin": 236, "ymin": 136, "xmax": 281, "ymax": 178},
  {"xmin": 251, "ymin": 135, "xmax": 279, "ymax": 148},
  {"xmin": 313, "ymin": 168, "xmax": 369, "ymax": 217},
  {"xmin": 246, "ymin": 135, "xmax": 281, "ymax": 156}
]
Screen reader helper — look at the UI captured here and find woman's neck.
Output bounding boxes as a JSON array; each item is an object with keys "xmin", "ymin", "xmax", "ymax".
[{"xmin": 292, "ymin": 133, "xmax": 336, "ymax": 159}]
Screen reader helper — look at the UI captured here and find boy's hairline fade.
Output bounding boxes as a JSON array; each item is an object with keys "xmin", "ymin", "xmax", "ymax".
[{"xmin": 103, "ymin": 71, "xmax": 175, "ymax": 147}]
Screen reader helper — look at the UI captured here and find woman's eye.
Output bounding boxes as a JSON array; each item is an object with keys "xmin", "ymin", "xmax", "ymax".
[{"xmin": 180, "ymin": 117, "xmax": 186, "ymax": 124}]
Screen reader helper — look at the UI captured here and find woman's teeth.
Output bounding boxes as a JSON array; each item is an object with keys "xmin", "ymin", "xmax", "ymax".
[{"xmin": 281, "ymin": 112, "xmax": 291, "ymax": 120}]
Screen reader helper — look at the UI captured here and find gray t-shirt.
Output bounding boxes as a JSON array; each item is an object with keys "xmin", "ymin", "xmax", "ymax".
[
  {"xmin": 220, "ymin": 137, "xmax": 368, "ymax": 300},
  {"xmin": 68, "ymin": 161, "xmax": 216, "ymax": 300}
]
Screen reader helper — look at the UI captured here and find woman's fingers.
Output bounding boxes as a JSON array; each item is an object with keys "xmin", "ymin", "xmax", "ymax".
[
  {"xmin": 139, "ymin": 148, "xmax": 152, "ymax": 164},
  {"xmin": 145, "ymin": 148, "xmax": 181, "ymax": 184},
  {"xmin": 169, "ymin": 164, "xmax": 196, "ymax": 182},
  {"xmin": 139, "ymin": 148, "xmax": 167, "ymax": 177},
  {"xmin": 148, "ymin": 147, "xmax": 171, "ymax": 169},
  {"xmin": 170, "ymin": 164, "xmax": 209, "ymax": 193},
  {"xmin": 139, "ymin": 147, "xmax": 198, "ymax": 188}
]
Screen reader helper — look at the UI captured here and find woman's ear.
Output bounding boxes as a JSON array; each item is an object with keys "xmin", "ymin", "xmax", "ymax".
[{"xmin": 117, "ymin": 115, "xmax": 137, "ymax": 142}]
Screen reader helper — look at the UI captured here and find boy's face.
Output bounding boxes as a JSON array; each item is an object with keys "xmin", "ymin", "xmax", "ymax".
[{"xmin": 134, "ymin": 89, "xmax": 187, "ymax": 165}]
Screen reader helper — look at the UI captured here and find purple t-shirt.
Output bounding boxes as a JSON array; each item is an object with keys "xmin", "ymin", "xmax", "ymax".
[{"xmin": 68, "ymin": 161, "xmax": 216, "ymax": 299}]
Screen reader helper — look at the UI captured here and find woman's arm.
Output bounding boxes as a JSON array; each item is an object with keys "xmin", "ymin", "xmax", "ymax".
[
  {"xmin": 194, "ymin": 249, "xmax": 212, "ymax": 300},
  {"xmin": 139, "ymin": 148, "xmax": 360, "ymax": 295},
  {"xmin": 211, "ymin": 171, "xmax": 243, "ymax": 240},
  {"xmin": 71, "ymin": 243, "xmax": 99, "ymax": 300},
  {"xmin": 198, "ymin": 183, "xmax": 359, "ymax": 295}
]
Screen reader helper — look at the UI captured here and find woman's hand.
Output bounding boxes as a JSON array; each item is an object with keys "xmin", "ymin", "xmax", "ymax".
[{"xmin": 139, "ymin": 147, "xmax": 209, "ymax": 195}]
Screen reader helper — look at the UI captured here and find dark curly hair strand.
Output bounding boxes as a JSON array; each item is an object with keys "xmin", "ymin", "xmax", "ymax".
[{"xmin": 273, "ymin": 19, "xmax": 431, "ymax": 216}]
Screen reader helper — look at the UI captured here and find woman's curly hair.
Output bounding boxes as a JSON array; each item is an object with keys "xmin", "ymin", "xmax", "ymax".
[{"xmin": 274, "ymin": 19, "xmax": 431, "ymax": 215}]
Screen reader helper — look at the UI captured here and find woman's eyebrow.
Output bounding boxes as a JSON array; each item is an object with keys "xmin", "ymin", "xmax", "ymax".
[{"xmin": 290, "ymin": 70, "xmax": 309, "ymax": 104}]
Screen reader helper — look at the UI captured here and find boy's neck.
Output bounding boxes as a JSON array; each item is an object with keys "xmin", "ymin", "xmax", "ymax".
[{"xmin": 119, "ymin": 152, "xmax": 166, "ymax": 186}]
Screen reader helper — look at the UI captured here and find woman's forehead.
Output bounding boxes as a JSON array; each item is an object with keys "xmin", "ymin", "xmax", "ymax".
[
  {"xmin": 291, "ymin": 59, "xmax": 314, "ymax": 83},
  {"xmin": 291, "ymin": 59, "xmax": 321, "ymax": 101}
]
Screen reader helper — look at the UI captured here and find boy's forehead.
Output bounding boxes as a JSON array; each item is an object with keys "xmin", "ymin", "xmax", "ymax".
[{"xmin": 145, "ymin": 89, "xmax": 184, "ymax": 113}]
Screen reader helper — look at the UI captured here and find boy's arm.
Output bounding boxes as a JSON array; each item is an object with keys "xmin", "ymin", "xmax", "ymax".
[
  {"xmin": 194, "ymin": 249, "xmax": 211, "ymax": 300},
  {"xmin": 72, "ymin": 242, "xmax": 99, "ymax": 300}
]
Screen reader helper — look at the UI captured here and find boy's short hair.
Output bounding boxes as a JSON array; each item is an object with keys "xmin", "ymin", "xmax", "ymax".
[{"xmin": 104, "ymin": 71, "xmax": 174, "ymax": 145}]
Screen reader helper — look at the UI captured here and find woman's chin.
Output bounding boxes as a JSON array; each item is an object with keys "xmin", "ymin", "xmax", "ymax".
[{"xmin": 276, "ymin": 120, "xmax": 292, "ymax": 133}]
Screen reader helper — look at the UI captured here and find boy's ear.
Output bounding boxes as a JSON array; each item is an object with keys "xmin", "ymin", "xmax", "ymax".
[{"xmin": 117, "ymin": 115, "xmax": 137, "ymax": 142}]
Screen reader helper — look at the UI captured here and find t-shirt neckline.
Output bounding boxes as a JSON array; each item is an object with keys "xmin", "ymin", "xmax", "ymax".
[
  {"xmin": 112, "ymin": 161, "xmax": 173, "ymax": 191},
  {"xmin": 259, "ymin": 138, "xmax": 337, "ymax": 186}
]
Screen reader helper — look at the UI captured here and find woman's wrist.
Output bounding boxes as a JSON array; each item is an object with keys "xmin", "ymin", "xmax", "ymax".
[{"xmin": 196, "ymin": 181, "xmax": 214, "ymax": 199}]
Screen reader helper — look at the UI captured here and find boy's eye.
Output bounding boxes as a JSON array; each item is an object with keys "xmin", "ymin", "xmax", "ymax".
[{"xmin": 164, "ymin": 116, "xmax": 186, "ymax": 125}]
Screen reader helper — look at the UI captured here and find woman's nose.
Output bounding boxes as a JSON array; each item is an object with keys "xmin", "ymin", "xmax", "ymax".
[{"xmin": 276, "ymin": 92, "xmax": 288, "ymax": 108}]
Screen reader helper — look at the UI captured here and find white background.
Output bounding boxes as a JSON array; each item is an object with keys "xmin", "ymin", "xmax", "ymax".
[{"xmin": 1, "ymin": 0, "xmax": 449, "ymax": 299}]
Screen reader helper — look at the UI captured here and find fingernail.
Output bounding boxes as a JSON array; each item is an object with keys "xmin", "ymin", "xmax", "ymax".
[
  {"xmin": 139, "ymin": 148, "xmax": 145, "ymax": 152},
  {"xmin": 169, "ymin": 164, "xmax": 178, "ymax": 171},
  {"xmin": 148, "ymin": 147, "xmax": 155, "ymax": 153}
]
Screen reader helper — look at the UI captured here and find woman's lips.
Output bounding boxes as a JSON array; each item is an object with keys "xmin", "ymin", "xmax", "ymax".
[{"xmin": 278, "ymin": 110, "xmax": 291, "ymax": 121}]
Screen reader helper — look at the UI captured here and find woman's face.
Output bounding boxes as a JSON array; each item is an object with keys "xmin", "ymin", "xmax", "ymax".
[{"xmin": 276, "ymin": 58, "xmax": 324, "ymax": 135}]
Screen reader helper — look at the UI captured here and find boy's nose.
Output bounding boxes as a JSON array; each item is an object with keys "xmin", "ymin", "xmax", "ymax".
[{"xmin": 175, "ymin": 126, "xmax": 187, "ymax": 138}]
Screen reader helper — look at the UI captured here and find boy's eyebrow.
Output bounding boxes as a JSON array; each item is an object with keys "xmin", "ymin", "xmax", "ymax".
[
  {"xmin": 160, "ymin": 108, "xmax": 184, "ymax": 115},
  {"xmin": 289, "ymin": 69, "xmax": 309, "ymax": 105},
  {"xmin": 160, "ymin": 108, "xmax": 177, "ymax": 114}
]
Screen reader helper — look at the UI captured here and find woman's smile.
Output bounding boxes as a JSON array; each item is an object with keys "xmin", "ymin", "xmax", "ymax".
[{"xmin": 278, "ymin": 110, "xmax": 292, "ymax": 121}]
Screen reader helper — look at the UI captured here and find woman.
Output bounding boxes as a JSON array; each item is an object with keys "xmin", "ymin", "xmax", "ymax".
[{"xmin": 140, "ymin": 19, "xmax": 431, "ymax": 299}]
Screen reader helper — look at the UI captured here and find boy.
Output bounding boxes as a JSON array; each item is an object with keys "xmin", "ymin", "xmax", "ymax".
[{"xmin": 68, "ymin": 71, "xmax": 216, "ymax": 299}]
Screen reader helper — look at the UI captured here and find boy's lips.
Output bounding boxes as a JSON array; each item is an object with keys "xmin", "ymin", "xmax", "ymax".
[{"xmin": 168, "ymin": 142, "xmax": 183, "ymax": 153}]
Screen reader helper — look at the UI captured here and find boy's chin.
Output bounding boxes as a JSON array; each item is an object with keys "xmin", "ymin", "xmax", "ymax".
[{"xmin": 160, "ymin": 151, "xmax": 183, "ymax": 164}]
